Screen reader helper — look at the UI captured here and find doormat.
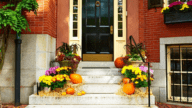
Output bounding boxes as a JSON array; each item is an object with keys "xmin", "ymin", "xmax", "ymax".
[{"xmin": 82, "ymin": 67, "xmax": 110, "ymax": 69}]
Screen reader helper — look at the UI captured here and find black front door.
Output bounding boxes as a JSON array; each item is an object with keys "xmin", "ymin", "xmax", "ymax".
[{"xmin": 82, "ymin": 0, "xmax": 113, "ymax": 61}]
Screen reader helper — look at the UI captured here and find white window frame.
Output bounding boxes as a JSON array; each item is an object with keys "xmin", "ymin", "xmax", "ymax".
[{"xmin": 167, "ymin": 45, "xmax": 192, "ymax": 102}]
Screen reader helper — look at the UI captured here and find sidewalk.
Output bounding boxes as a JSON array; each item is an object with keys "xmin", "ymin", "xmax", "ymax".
[{"xmin": 1, "ymin": 102, "xmax": 192, "ymax": 108}]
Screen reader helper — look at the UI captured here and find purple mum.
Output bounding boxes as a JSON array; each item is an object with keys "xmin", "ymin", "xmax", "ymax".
[
  {"xmin": 187, "ymin": 1, "xmax": 192, "ymax": 5},
  {"xmin": 169, "ymin": 1, "xmax": 184, "ymax": 8},
  {"xmin": 45, "ymin": 66, "xmax": 59, "ymax": 75}
]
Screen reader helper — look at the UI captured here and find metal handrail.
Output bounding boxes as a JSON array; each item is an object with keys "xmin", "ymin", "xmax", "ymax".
[{"xmin": 129, "ymin": 35, "xmax": 151, "ymax": 107}]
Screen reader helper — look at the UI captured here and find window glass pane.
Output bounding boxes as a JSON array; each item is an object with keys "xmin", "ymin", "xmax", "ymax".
[
  {"xmin": 171, "ymin": 48, "xmax": 180, "ymax": 59},
  {"xmin": 182, "ymin": 73, "xmax": 192, "ymax": 85},
  {"xmin": 118, "ymin": 6, "xmax": 122, "ymax": 13},
  {"xmin": 73, "ymin": 14, "xmax": 78, "ymax": 21},
  {"xmin": 171, "ymin": 73, "xmax": 181, "ymax": 84},
  {"xmin": 118, "ymin": 30, "xmax": 122, "ymax": 37},
  {"xmin": 171, "ymin": 60, "xmax": 181, "ymax": 71},
  {"xmin": 73, "ymin": 22, "xmax": 77, "ymax": 29},
  {"xmin": 118, "ymin": 22, "xmax": 122, "ymax": 29},
  {"xmin": 73, "ymin": 6, "xmax": 78, "ymax": 13},
  {"xmin": 182, "ymin": 47, "xmax": 192, "ymax": 59},
  {"xmin": 183, "ymin": 86, "xmax": 192, "ymax": 97},
  {"xmin": 73, "ymin": 30, "xmax": 77, "ymax": 37},
  {"xmin": 118, "ymin": 0, "xmax": 122, "ymax": 5},
  {"xmin": 73, "ymin": 0, "xmax": 78, "ymax": 5},
  {"xmin": 182, "ymin": 60, "xmax": 192, "ymax": 71},
  {"xmin": 118, "ymin": 14, "xmax": 122, "ymax": 21},
  {"xmin": 171, "ymin": 85, "xmax": 181, "ymax": 96}
]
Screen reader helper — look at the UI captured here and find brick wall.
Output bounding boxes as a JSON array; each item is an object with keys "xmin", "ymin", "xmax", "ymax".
[
  {"xmin": 0, "ymin": 0, "xmax": 57, "ymax": 38},
  {"xmin": 139, "ymin": 0, "xmax": 192, "ymax": 63}
]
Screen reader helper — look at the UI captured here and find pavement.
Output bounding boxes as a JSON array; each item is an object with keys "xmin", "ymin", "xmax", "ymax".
[{"xmin": 1, "ymin": 102, "xmax": 192, "ymax": 108}]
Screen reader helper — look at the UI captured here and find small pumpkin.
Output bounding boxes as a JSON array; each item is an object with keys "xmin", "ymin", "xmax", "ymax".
[
  {"xmin": 70, "ymin": 74, "xmax": 82, "ymax": 84},
  {"xmin": 114, "ymin": 57, "xmax": 125, "ymax": 68},
  {"xmin": 66, "ymin": 87, "xmax": 75, "ymax": 95},
  {"xmin": 123, "ymin": 78, "xmax": 131, "ymax": 84},
  {"xmin": 81, "ymin": 91, "xmax": 86, "ymax": 95},
  {"xmin": 123, "ymin": 83, "xmax": 135, "ymax": 95}
]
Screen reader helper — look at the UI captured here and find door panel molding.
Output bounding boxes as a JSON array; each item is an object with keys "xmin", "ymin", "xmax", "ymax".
[{"xmin": 69, "ymin": 0, "xmax": 126, "ymax": 61}]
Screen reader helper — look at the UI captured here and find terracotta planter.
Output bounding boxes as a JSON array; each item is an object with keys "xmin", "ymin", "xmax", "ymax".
[
  {"xmin": 54, "ymin": 88, "xmax": 62, "ymax": 92},
  {"xmin": 44, "ymin": 87, "xmax": 51, "ymax": 93},
  {"xmin": 127, "ymin": 59, "xmax": 144, "ymax": 67}
]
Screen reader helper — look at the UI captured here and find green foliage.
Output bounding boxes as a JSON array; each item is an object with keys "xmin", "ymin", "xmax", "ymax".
[
  {"xmin": 51, "ymin": 80, "xmax": 67, "ymax": 90},
  {"xmin": 58, "ymin": 70, "xmax": 72, "ymax": 76},
  {"xmin": 0, "ymin": 0, "xmax": 39, "ymax": 33},
  {"xmin": 127, "ymin": 54, "xmax": 142, "ymax": 61},
  {"xmin": 40, "ymin": 81, "xmax": 51, "ymax": 88},
  {"xmin": 57, "ymin": 42, "xmax": 72, "ymax": 55}
]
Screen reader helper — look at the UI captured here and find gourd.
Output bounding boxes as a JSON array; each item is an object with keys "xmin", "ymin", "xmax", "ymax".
[
  {"xmin": 123, "ymin": 83, "xmax": 135, "ymax": 95},
  {"xmin": 70, "ymin": 74, "xmax": 82, "ymax": 84},
  {"xmin": 114, "ymin": 57, "xmax": 125, "ymax": 68},
  {"xmin": 66, "ymin": 87, "xmax": 75, "ymax": 95},
  {"xmin": 123, "ymin": 78, "xmax": 130, "ymax": 84}
]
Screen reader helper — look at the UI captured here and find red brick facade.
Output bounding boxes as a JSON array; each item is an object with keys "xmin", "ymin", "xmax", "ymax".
[{"xmin": 139, "ymin": 0, "xmax": 192, "ymax": 63}]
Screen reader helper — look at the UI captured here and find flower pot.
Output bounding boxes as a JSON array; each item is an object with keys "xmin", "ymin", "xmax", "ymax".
[
  {"xmin": 127, "ymin": 59, "xmax": 144, "ymax": 67},
  {"xmin": 54, "ymin": 88, "xmax": 62, "ymax": 92},
  {"xmin": 44, "ymin": 87, "xmax": 51, "ymax": 93},
  {"xmin": 139, "ymin": 87, "xmax": 147, "ymax": 93}
]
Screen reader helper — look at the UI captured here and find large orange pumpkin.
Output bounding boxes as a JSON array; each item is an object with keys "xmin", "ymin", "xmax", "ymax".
[
  {"xmin": 123, "ymin": 83, "xmax": 135, "ymax": 95},
  {"xmin": 114, "ymin": 57, "xmax": 125, "ymax": 68},
  {"xmin": 66, "ymin": 87, "xmax": 75, "ymax": 95},
  {"xmin": 123, "ymin": 78, "xmax": 131, "ymax": 84},
  {"xmin": 70, "ymin": 74, "xmax": 82, "ymax": 84}
]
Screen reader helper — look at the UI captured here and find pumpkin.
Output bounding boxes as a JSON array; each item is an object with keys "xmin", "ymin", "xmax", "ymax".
[
  {"xmin": 114, "ymin": 57, "xmax": 125, "ymax": 68},
  {"xmin": 123, "ymin": 83, "xmax": 135, "ymax": 95},
  {"xmin": 66, "ymin": 88, "xmax": 75, "ymax": 95},
  {"xmin": 70, "ymin": 74, "xmax": 82, "ymax": 84},
  {"xmin": 123, "ymin": 78, "xmax": 131, "ymax": 84}
]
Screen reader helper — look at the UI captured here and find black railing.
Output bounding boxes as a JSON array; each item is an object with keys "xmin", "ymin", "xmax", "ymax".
[{"xmin": 129, "ymin": 35, "xmax": 151, "ymax": 107}]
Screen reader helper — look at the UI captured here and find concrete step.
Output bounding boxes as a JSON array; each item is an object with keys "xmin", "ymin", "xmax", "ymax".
[
  {"xmin": 78, "ymin": 62, "xmax": 115, "ymax": 67},
  {"xmin": 81, "ymin": 84, "xmax": 120, "ymax": 93},
  {"xmin": 26, "ymin": 105, "xmax": 159, "ymax": 108},
  {"xmin": 76, "ymin": 68, "xmax": 122, "ymax": 76},
  {"xmin": 29, "ymin": 94, "xmax": 156, "ymax": 105},
  {"xmin": 82, "ymin": 76, "xmax": 123, "ymax": 84}
]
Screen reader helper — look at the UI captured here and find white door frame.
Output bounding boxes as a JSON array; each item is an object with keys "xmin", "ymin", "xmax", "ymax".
[{"xmin": 69, "ymin": 0, "xmax": 126, "ymax": 61}]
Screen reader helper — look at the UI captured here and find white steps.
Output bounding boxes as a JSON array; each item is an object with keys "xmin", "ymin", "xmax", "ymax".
[
  {"xmin": 29, "ymin": 62, "xmax": 157, "ymax": 107},
  {"xmin": 29, "ymin": 94, "xmax": 155, "ymax": 105},
  {"xmin": 26, "ymin": 105, "xmax": 158, "ymax": 108}
]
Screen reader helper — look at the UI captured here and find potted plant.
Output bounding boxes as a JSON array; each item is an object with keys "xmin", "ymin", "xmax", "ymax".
[
  {"xmin": 38, "ymin": 75, "xmax": 53, "ymax": 93},
  {"xmin": 121, "ymin": 65, "xmax": 154, "ymax": 93},
  {"xmin": 45, "ymin": 66, "xmax": 59, "ymax": 76},
  {"xmin": 51, "ymin": 74, "xmax": 71, "ymax": 92},
  {"xmin": 124, "ymin": 42, "xmax": 147, "ymax": 67},
  {"xmin": 56, "ymin": 42, "xmax": 81, "ymax": 73},
  {"xmin": 162, "ymin": 1, "xmax": 192, "ymax": 24},
  {"xmin": 56, "ymin": 66, "xmax": 72, "ymax": 76}
]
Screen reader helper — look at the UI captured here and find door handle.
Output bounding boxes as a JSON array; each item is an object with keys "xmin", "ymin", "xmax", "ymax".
[{"xmin": 110, "ymin": 25, "xmax": 113, "ymax": 35}]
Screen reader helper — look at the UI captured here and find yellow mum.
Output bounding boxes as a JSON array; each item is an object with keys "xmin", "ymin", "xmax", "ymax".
[
  {"xmin": 161, "ymin": 7, "xmax": 169, "ymax": 13},
  {"xmin": 131, "ymin": 78, "xmax": 135, "ymax": 81},
  {"xmin": 180, "ymin": 4, "xmax": 189, "ymax": 10},
  {"xmin": 121, "ymin": 66, "xmax": 129, "ymax": 74},
  {"xmin": 135, "ymin": 81, "xmax": 139, "ymax": 84}
]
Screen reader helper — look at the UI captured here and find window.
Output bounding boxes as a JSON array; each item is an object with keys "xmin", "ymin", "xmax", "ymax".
[
  {"xmin": 148, "ymin": 0, "xmax": 163, "ymax": 9},
  {"xmin": 72, "ymin": 0, "xmax": 78, "ymax": 37},
  {"xmin": 167, "ymin": 45, "xmax": 192, "ymax": 103},
  {"xmin": 118, "ymin": 0, "xmax": 123, "ymax": 37}
]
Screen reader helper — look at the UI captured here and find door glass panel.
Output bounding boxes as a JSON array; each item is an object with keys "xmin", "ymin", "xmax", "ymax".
[
  {"xmin": 73, "ymin": 22, "xmax": 77, "ymax": 29},
  {"xmin": 100, "ymin": 0, "xmax": 109, "ymax": 25},
  {"xmin": 171, "ymin": 48, "xmax": 180, "ymax": 59},
  {"xmin": 73, "ymin": 6, "xmax": 78, "ymax": 13},
  {"xmin": 171, "ymin": 73, "xmax": 181, "ymax": 84},
  {"xmin": 73, "ymin": 14, "xmax": 78, "ymax": 21},
  {"xmin": 118, "ymin": 30, "xmax": 122, "ymax": 37},
  {"xmin": 118, "ymin": 22, "xmax": 122, "ymax": 29},
  {"xmin": 118, "ymin": 6, "xmax": 122, "ymax": 13},
  {"xmin": 73, "ymin": 0, "xmax": 78, "ymax": 5},
  {"xmin": 118, "ymin": 14, "xmax": 122, "ymax": 21},
  {"xmin": 87, "ymin": 1, "xmax": 96, "ymax": 25},
  {"xmin": 182, "ymin": 60, "xmax": 192, "ymax": 71},
  {"xmin": 73, "ymin": 30, "xmax": 77, "ymax": 37},
  {"xmin": 118, "ymin": 0, "xmax": 122, "ymax": 5},
  {"xmin": 171, "ymin": 60, "xmax": 180, "ymax": 71},
  {"xmin": 182, "ymin": 73, "xmax": 192, "ymax": 85}
]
